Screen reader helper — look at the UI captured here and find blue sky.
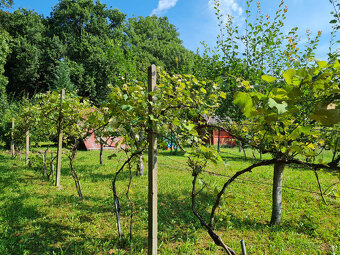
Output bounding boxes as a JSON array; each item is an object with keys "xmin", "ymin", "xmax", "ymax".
[{"xmin": 10, "ymin": 0, "xmax": 339, "ymax": 60}]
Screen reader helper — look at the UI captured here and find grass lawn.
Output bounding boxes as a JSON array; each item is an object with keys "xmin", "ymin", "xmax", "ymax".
[{"xmin": 0, "ymin": 147, "xmax": 339, "ymax": 254}]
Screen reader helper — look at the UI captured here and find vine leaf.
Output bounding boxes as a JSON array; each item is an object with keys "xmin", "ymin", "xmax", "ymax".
[
  {"xmin": 268, "ymin": 98, "xmax": 288, "ymax": 114},
  {"xmin": 261, "ymin": 75, "xmax": 277, "ymax": 83}
]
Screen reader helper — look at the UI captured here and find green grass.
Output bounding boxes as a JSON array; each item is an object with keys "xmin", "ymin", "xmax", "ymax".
[{"xmin": 0, "ymin": 147, "xmax": 339, "ymax": 254}]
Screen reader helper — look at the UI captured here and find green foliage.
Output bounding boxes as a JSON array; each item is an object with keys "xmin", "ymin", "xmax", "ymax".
[
  {"xmin": 13, "ymin": 91, "xmax": 102, "ymax": 149},
  {"xmin": 200, "ymin": 0, "xmax": 326, "ymax": 121},
  {"xmin": 0, "ymin": 28, "xmax": 12, "ymax": 145},
  {"xmin": 107, "ymin": 70, "xmax": 221, "ymax": 154},
  {"xmin": 328, "ymin": 0, "xmax": 340, "ymax": 60},
  {"xmin": 232, "ymin": 60, "xmax": 339, "ymax": 159},
  {"xmin": 50, "ymin": 60, "xmax": 74, "ymax": 93},
  {"xmin": 48, "ymin": 0, "xmax": 127, "ymax": 103},
  {"xmin": 0, "ymin": 0, "xmax": 12, "ymax": 9},
  {"xmin": 125, "ymin": 16, "xmax": 195, "ymax": 78},
  {"xmin": 1, "ymin": 8, "xmax": 47, "ymax": 97},
  {"xmin": 0, "ymin": 28, "xmax": 10, "ymax": 95}
]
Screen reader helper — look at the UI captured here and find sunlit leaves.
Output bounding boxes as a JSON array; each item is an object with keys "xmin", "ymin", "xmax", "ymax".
[
  {"xmin": 231, "ymin": 60, "xmax": 339, "ymax": 159},
  {"xmin": 268, "ymin": 98, "xmax": 288, "ymax": 114},
  {"xmin": 283, "ymin": 69, "xmax": 299, "ymax": 85},
  {"xmin": 233, "ymin": 92, "xmax": 254, "ymax": 118},
  {"xmin": 261, "ymin": 75, "xmax": 277, "ymax": 83}
]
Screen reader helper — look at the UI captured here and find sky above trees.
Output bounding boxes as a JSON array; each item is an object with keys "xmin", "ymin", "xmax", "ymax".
[{"xmin": 8, "ymin": 0, "xmax": 339, "ymax": 59}]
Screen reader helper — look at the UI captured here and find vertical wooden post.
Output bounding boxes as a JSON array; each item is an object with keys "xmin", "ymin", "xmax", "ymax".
[
  {"xmin": 56, "ymin": 89, "xmax": 65, "ymax": 187},
  {"xmin": 148, "ymin": 64, "xmax": 157, "ymax": 255},
  {"xmin": 25, "ymin": 124, "xmax": 29, "ymax": 165},
  {"xmin": 11, "ymin": 118, "xmax": 15, "ymax": 158},
  {"xmin": 217, "ymin": 128, "xmax": 221, "ymax": 153}
]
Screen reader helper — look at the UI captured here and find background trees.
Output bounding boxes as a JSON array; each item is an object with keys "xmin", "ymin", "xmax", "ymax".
[
  {"xmin": 1, "ymin": 9, "xmax": 46, "ymax": 97},
  {"xmin": 125, "ymin": 16, "xmax": 195, "ymax": 78}
]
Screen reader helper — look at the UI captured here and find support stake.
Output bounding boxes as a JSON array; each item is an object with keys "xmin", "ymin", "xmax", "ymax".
[
  {"xmin": 25, "ymin": 122, "xmax": 29, "ymax": 165},
  {"xmin": 148, "ymin": 64, "xmax": 157, "ymax": 255},
  {"xmin": 56, "ymin": 89, "xmax": 65, "ymax": 187},
  {"xmin": 11, "ymin": 118, "xmax": 15, "ymax": 158}
]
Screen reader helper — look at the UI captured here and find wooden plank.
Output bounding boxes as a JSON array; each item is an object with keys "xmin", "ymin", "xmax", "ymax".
[{"xmin": 148, "ymin": 64, "xmax": 158, "ymax": 255}]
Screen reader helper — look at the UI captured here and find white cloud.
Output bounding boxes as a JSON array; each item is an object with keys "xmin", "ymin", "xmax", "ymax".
[
  {"xmin": 151, "ymin": 0, "xmax": 179, "ymax": 16},
  {"xmin": 208, "ymin": 0, "xmax": 243, "ymax": 17}
]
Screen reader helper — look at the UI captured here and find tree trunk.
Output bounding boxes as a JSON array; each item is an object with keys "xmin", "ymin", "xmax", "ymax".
[
  {"xmin": 137, "ymin": 153, "xmax": 144, "ymax": 176},
  {"xmin": 100, "ymin": 141, "xmax": 104, "ymax": 165},
  {"xmin": 270, "ymin": 162, "xmax": 285, "ymax": 225},
  {"xmin": 70, "ymin": 156, "xmax": 83, "ymax": 200}
]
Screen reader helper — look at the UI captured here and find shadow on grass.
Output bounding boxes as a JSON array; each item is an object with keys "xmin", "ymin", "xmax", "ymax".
[
  {"xmin": 157, "ymin": 150, "xmax": 186, "ymax": 157},
  {"xmin": 0, "ymin": 192, "xmax": 87, "ymax": 254}
]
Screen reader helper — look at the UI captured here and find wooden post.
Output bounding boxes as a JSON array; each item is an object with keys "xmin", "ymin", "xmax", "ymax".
[
  {"xmin": 148, "ymin": 64, "xmax": 157, "ymax": 255},
  {"xmin": 56, "ymin": 89, "xmax": 65, "ymax": 187},
  {"xmin": 25, "ymin": 125, "xmax": 29, "ymax": 165},
  {"xmin": 11, "ymin": 118, "xmax": 15, "ymax": 158},
  {"xmin": 217, "ymin": 128, "xmax": 221, "ymax": 153}
]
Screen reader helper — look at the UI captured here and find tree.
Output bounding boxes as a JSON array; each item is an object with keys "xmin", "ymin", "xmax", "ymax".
[
  {"xmin": 0, "ymin": 28, "xmax": 11, "ymax": 141},
  {"xmin": 186, "ymin": 0, "xmax": 339, "ymax": 251},
  {"xmin": 231, "ymin": 61, "xmax": 339, "ymax": 224},
  {"xmin": 124, "ymin": 16, "xmax": 195, "ymax": 79},
  {"xmin": 187, "ymin": 61, "xmax": 339, "ymax": 254},
  {"xmin": 1, "ymin": 8, "xmax": 47, "ymax": 97},
  {"xmin": 107, "ymin": 67, "xmax": 222, "ymax": 239},
  {"xmin": 201, "ymin": 0, "xmax": 323, "ymax": 121},
  {"xmin": 50, "ymin": 60, "xmax": 74, "ymax": 93},
  {"xmin": 328, "ymin": 0, "xmax": 340, "ymax": 61},
  {"xmin": 33, "ymin": 91, "xmax": 104, "ymax": 198},
  {"xmin": 48, "ymin": 0, "xmax": 127, "ymax": 103}
]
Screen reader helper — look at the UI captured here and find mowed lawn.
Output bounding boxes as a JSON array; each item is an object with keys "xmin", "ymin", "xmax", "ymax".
[{"xmin": 0, "ymin": 147, "xmax": 339, "ymax": 254}]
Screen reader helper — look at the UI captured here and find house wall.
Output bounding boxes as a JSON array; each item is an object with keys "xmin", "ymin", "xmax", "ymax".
[{"xmin": 212, "ymin": 129, "xmax": 236, "ymax": 147}]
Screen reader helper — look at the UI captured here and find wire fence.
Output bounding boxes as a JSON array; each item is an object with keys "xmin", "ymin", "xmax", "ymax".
[{"xmin": 159, "ymin": 153, "xmax": 340, "ymax": 199}]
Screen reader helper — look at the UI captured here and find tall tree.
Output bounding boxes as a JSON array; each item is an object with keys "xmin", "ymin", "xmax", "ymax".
[
  {"xmin": 125, "ymin": 16, "xmax": 195, "ymax": 79},
  {"xmin": 48, "ymin": 0, "xmax": 127, "ymax": 103},
  {"xmin": 1, "ymin": 8, "xmax": 46, "ymax": 97}
]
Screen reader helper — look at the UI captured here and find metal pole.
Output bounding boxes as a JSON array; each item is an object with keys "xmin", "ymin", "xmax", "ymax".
[{"xmin": 148, "ymin": 64, "xmax": 158, "ymax": 255}]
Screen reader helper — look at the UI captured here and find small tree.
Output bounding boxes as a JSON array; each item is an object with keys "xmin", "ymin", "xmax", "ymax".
[
  {"xmin": 36, "ymin": 91, "xmax": 104, "ymax": 198},
  {"xmin": 188, "ymin": 61, "xmax": 339, "ymax": 254},
  {"xmin": 107, "ymin": 67, "xmax": 222, "ymax": 239}
]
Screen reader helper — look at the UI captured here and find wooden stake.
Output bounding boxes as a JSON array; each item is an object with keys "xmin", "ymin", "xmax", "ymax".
[
  {"xmin": 148, "ymin": 64, "xmax": 157, "ymax": 255},
  {"xmin": 56, "ymin": 89, "xmax": 65, "ymax": 187},
  {"xmin": 11, "ymin": 118, "xmax": 15, "ymax": 158},
  {"xmin": 25, "ymin": 125, "xmax": 29, "ymax": 165}
]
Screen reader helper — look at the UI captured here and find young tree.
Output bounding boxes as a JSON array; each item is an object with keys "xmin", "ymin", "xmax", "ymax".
[
  {"xmin": 107, "ymin": 67, "xmax": 223, "ymax": 239},
  {"xmin": 34, "ymin": 91, "xmax": 105, "ymax": 197},
  {"xmin": 187, "ymin": 0, "xmax": 339, "ymax": 251}
]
